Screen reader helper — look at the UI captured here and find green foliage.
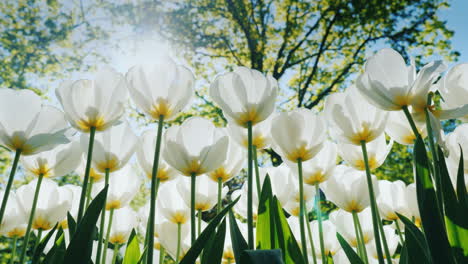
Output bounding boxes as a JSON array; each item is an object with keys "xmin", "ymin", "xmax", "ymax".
[
  {"xmin": 375, "ymin": 143, "xmax": 414, "ymax": 184},
  {"xmin": 123, "ymin": 230, "xmax": 141, "ymax": 264},
  {"xmin": 337, "ymin": 233, "xmax": 364, "ymax": 264}
]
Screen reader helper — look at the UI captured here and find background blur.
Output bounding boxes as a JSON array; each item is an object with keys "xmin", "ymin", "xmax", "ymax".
[{"xmin": 0, "ymin": 0, "xmax": 466, "ymax": 251}]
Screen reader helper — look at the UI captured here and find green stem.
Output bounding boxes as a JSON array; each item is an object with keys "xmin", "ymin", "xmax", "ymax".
[
  {"xmin": 191, "ymin": 173, "xmax": 197, "ymax": 244},
  {"xmin": 111, "ymin": 244, "xmax": 119, "ymax": 264},
  {"xmin": 147, "ymin": 115, "xmax": 165, "ymax": 264},
  {"xmin": 33, "ymin": 229, "xmax": 43, "ymax": 256},
  {"xmin": 102, "ymin": 208, "xmax": 115, "ymax": 264},
  {"xmin": 402, "ymin": 106, "xmax": 420, "ymax": 139},
  {"xmin": 77, "ymin": 126, "xmax": 96, "ymax": 222},
  {"xmin": 253, "ymin": 145, "xmax": 261, "ymax": 198},
  {"xmin": 424, "ymin": 107, "xmax": 443, "ymax": 215},
  {"xmin": 19, "ymin": 173, "xmax": 44, "ymax": 264},
  {"xmin": 297, "ymin": 159, "xmax": 309, "ymax": 264},
  {"xmin": 353, "ymin": 211, "xmax": 369, "ymax": 264},
  {"xmin": 0, "ymin": 149, "xmax": 22, "ymax": 225},
  {"xmin": 159, "ymin": 246, "xmax": 165, "ymax": 264},
  {"xmin": 314, "ymin": 183, "xmax": 326, "ymax": 264},
  {"xmin": 352, "ymin": 212, "xmax": 364, "ymax": 259},
  {"xmin": 197, "ymin": 210, "xmax": 202, "ymax": 237},
  {"xmin": 305, "ymin": 216, "xmax": 318, "ymax": 264},
  {"xmin": 376, "ymin": 210, "xmax": 393, "ymax": 264},
  {"xmin": 395, "ymin": 220, "xmax": 405, "ymax": 245},
  {"xmin": 360, "ymin": 141, "xmax": 385, "ymax": 264},
  {"xmin": 247, "ymin": 121, "xmax": 254, "ymax": 249},
  {"xmin": 176, "ymin": 223, "xmax": 182, "ymax": 264},
  {"xmin": 85, "ymin": 177, "xmax": 94, "ymax": 209},
  {"xmin": 9, "ymin": 236, "xmax": 18, "ymax": 264},
  {"xmin": 217, "ymin": 178, "xmax": 222, "ymax": 214},
  {"xmin": 95, "ymin": 169, "xmax": 110, "ymax": 264}
]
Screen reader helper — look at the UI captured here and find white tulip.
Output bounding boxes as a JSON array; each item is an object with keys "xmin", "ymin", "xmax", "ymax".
[
  {"xmin": 446, "ymin": 124, "xmax": 468, "ymax": 190},
  {"xmin": 329, "ymin": 208, "xmax": 374, "ymax": 247},
  {"xmin": 366, "ymin": 226, "xmax": 399, "ymax": 262},
  {"xmin": 158, "ymin": 220, "xmax": 190, "ymax": 261},
  {"xmin": 107, "ymin": 207, "xmax": 138, "ymax": 245},
  {"xmin": 157, "ymin": 181, "xmax": 191, "ymax": 224},
  {"xmin": 437, "ymin": 63, "xmax": 468, "ymax": 122},
  {"xmin": 377, "ymin": 180, "xmax": 412, "ymax": 221},
  {"xmin": 60, "ymin": 184, "xmax": 81, "ymax": 225},
  {"xmin": 75, "ymin": 156, "xmax": 105, "ymax": 183},
  {"xmin": 227, "ymin": 116, "xmax": 273, "ymax": 150},
  {"xmin": 210, "ymin": 66, "xmax": 278, "ymax": 127},
  {"xmin": 92, "ymin": 165, "xmax": 141, "ymax": 210},
  {"xmin": 311, "ymin": 220, "xmax": 341, "ymax": 257},
  {"xmin": 232, "ymin": 187, "xmax": 259, "ymax": 221},
  {"xmin": 406, "ymin": 183, "xmax": 421, "ymax": 227},
  {"xmin": 385, "ymin": 111, "xmax": 427, "ymax": 145},
  {"xmin": 137, "ymin": 129, "xmax": 180, "ymax": 183},
  {"xmin": 21, "ymin": 140, "xmax": 81, "ymax": 178},
  {"xmin": 56, "ymin": 67, "xmax": 128, "ymax": 132},
  {"xmin": 338, "ymin": 135, "xmax": 393, "ymax": 171},
  {"xmin": 126, "ymin": 57, "xmax": 194, "ymax": 121},
  {"xmin": 0, "ymin": 191, "xmax": 27, "ymax": 237},
  {"xmin": 81, "ymin": 121, "xmax": 137, "ymax": 173},
  {"xmin": 207, "ymin": 135, "xmax": 246, "ymax": 183},
  {"xmin": 271, "ymin": 108, "xmax": 326, "ymax": 162},
  {"xmin": 325, "ymin": 86, "xmax": 388, "ymax": 145},
  {"xmin": 266, "ymin": 165, "xmax": 297, "ymax": 206},
  {"xmin": 287, "ymin": 141, "xmax": 338, "ymax": 185},
  {"xmin": 163, "ymin": 117, "xmax": 229, "ymax": 176},
  {"xmin": 0, "ymin": 89, "xmax": 70, "ymax": 155},
  {"xmin": 356, "ymin": 48, "xmax": 446, "ymax": 111},
  {"xmin": 177, "ymin": 175, "xmax": 227, "ymax": 212},
  {"xmin": 17, "ymin": 178, "xmax": 72, "ymax": 230},
  {"xmin": 322, "ymin": 166, "xmax": 379, "ymax": 213}
]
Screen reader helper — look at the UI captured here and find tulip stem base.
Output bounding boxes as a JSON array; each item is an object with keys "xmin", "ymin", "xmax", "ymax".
[
  {"xmin": 176, "ymin": 222, "xmax": 182, "ymax": 264},
  {"xmin": 353, "ymin": 211, "xmax": 369, "ymax": 264},
  {"xmin": 253, "ymin": 146, "xmax": 261, "ymax": 198},
  {"xmin": 111, "ymin": 244, "xmax": 119, "ymax": 264},
  {"xmin": 297, "ymin": 159, "xmax": 309, "ymax": 264},
  {"xmin": 85, "ymin": 178, "xmax": 94, "ymax": 209},
  {"xmin": 395, "ymin": 220, "xmax": 405, "ymax": 245},
  {"xmin": 19, "ymin": 173, "xmax": 44, "ymax": 264},
  {"xmin": 315, "ymin": 183, "xmax": 326, "ymax": 264},
  {"xmin": 147, "ymin": 115, "xmax": 165, "ymax": 264},
  {"xmin": 102, "ymin": 208, "xmax": 115, "ymax": 264},
  {"xmin": 191, "ymin": 173, "xmax": 197, "ymax": 244},
  {"xmin": 77, "ymin": 126, "xmax": 96, "ymax": 222},
  {"xmin": 0, "ymin": 149, "xmax": 22, "ymax": 225},
  {"xmin": 247, "ymin": 121, "xmax": 254, "ymax": 249},
  {"xmin": 9, "ymin": 236, "xmax": 18, "ymax": 264},
  {"xmin": 217, "ymin": 178, "xmax": 222, "ymax": 214},
  {"xmin": 305, "ymin": 215, "xmax": 318, "ymax": 264},
  {"xmin": 360, "ymin": 141, "xmax": 385, "ymax": 264},
  {"xmin": 95, "ymin": 169, "xmax": 110, "ymax": 264}
]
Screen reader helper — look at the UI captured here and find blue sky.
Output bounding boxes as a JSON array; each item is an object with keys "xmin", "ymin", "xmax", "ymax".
[{"xmin": 440, "ymin": 0, "xmax": 468, "ymax": 62}]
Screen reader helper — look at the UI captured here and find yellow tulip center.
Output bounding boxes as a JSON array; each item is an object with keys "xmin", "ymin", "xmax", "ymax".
[
  {"xmin": 170, "ymin": 212, "xmax": 188, "ymax": 224},
  {"xmin": 149, "ymin": 100, "xmax": 172, "ymax": 119},
  {"xmin": 7, "ymin": 133, "xmax": 33, "ymax": 154},
  {"xmin": 304, "ymin": 171, "xmax": 326, "ymax": 185},
  {"xmin": 354, "ymin": 156, "xmax": 378, "ymax": 170},
  {"xmin": 29, "ymin": 161, "xmax": 52, "ymax": 178},
  {"xmin": 242, "ymin": 134, "xmax": 267, "ymax": 149},
  {"xmin": 109, "ymin": 233, "xmax": 127, "ymax": 244},
  {"xmin": 208, "ymin": 167, "xmax": 231, "ymax": 183},
  {"xmin": 32, "ymin": 217, "xmax": 53, "ymax": 230},
  {"xmin": 344, "ymin": 201, "xmax": 364, "ymax": 213},
  {"xmin": 403, "ymin": 133, "xmax": 417, "ymax": 145},
  {"xmin": 147, "ymin": 167, "xmax": 172, "ymax": 182},
  {"xmin": 183, "ymin": 160, "xmax": 204, "ymax": 176},
  {"xmin": 238, "ymin": 109, "xmax": 261, "ymax": 127},
  {"xmin": 76, "ymin": 115, "xmax": 106, "ymax": 132},
  {"xmin": 7, "ymin": 227, "xmax": 26, "ymax": 238},
  {"xmin": 350, "ymin": 123, "xmax": 377, "ymax": 144},
  {"xmin": 95, "ymin": 155, "xmax": 120, "ymax": 173},
  {"xmin": 89, "ymin": 168, "xmax": 104, "ymax": 181},
  {"xmin": 106, "ymin": 200, "xmax": 122, "ymax": 210},
  {"xmin": 287, "ymin": 145, "xmax": 313, "ymax": 162}
]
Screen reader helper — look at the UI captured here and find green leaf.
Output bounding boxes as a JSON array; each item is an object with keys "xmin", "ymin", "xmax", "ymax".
[
  {"xmin": 413, "ymin": 137, "xmax": 454, "ymax": 263},
  {"xmin": 437, "ymin": 147, "xmax": 468, "ymax": 260},
  {"xmin": 229, "ymin": 209, "xmax": 248, "ymax": 264},
  {"xmin": 31, "ymin": 224, "xmax": 57, "ymax": 263},
  {"xmin": 240, "ymin": 249, "xmax": 284, "ymax": 264},
  {"xmin": 201, "ymin": 219, "xmax": 226, "ymax": 264},
  {"xmin": 67, "ymin": 212, "xmax": 76, "ymax": 238},
  {"xmin": 137, "ymin": 246, "xmax": 148, "ymax": 264},
  {"xmin": 179, "ymin": 197, "xmax": 239, "ymax": 264},
  {"xmin": 399, "ymin": 242, "xmax": 409, "ymax": 264},
  {"xmin": 272, "ymin": 197, "xmax": 304, "ymax": 264},
  {"xmin": 63, "ymin": 186, "xmax": 108, "ymax": 264},
  {"xmin": 397, "ymin": 213, "xmax": 432, "ymax": 263},
  {"xmin": 123, "ymin": 229, "xmax": 141, "ymax": 264},
  {"xmin": 256, "ymin": 174, "xmax": 276, "ymax": 250},
  {"xmin": 336, "ymin": 233, "xmax": 364, "ymax": 264},
  {"xmin": 456, "ymin": 147, "xmax": 467, "ymax": 207},
  {"xmin": 43, "ymin": 228, "xmax": 66, "ymax": 264}
]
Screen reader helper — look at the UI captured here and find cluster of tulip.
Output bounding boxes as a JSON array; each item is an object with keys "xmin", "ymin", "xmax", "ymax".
[{"xmin": 0, "ymin": 48, "xmax": 467, "ymax": 264}]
